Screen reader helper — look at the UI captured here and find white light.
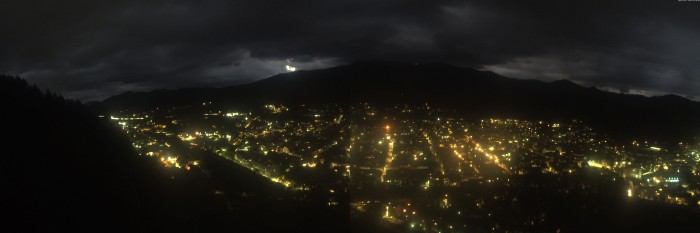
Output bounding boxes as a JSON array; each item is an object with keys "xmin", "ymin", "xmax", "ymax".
[{"xmin": 285, "ymin": 65, "xmax": 296, "ymax": 72}]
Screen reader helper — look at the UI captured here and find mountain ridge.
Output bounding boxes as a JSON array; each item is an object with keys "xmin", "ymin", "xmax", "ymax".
[{"xmin": 96, "ymin": 61, "xmax": 700, "ymax": 143}]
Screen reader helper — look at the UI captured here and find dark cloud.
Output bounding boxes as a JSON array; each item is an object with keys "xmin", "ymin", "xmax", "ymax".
[{"xmin": 1, "ymin": 0, "xmax": 699, "ymax": 101}]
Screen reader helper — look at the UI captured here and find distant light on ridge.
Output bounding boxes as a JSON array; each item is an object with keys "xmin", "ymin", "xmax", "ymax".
[{"xmin": 285, "ymin": 65, "xmax": 296, "ymax": 72}]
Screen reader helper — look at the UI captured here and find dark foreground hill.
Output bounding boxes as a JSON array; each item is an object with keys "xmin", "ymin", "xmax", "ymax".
[
  {"xmin": 0, "ymin": 75, "xmax": 232, "ymax": 232},
  {"xmin": 99, "ymin": 61, "xmax": 700, "ymax": 143},
  {"xmin": 0, "ymin": 75, "xmax": 350, "ymax": 232}
]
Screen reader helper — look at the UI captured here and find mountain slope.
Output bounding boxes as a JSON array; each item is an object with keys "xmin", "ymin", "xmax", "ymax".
[
  {"xmin": 98, "ymin": 61, "xmax": 700, "ymax": 143},
  {"xmin": 0, "ymin": 75, "xmax": 239, "ymax": 232},
  {"xmin": 2, "ymin": 75, "xmax": 355, "ymax": 232}
]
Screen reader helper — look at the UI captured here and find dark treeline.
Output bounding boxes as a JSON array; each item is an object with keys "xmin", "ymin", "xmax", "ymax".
[
  {"xmin": 0, "ymin": 75, "xmax": 350, "ymax": 232},
  {"xmin": 0, "ymin": 75, "xmax": 227, "ymax": 231}
]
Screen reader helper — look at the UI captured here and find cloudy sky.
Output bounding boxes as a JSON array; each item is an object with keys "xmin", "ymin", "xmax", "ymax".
[{"xmin": 2, "ymin": 0, "xmax": 699, "ymax": 101}]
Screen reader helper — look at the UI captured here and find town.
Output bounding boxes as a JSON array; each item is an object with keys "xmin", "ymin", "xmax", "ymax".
[{"xmin": 110, "ymin": 102, "xmax": 700, "ymax": 232}]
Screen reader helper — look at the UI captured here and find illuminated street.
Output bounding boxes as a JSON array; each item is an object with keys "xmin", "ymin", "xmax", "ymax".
[{"xmin": 112, "ymin": 103, "xmax": 700, "ymax": 232}]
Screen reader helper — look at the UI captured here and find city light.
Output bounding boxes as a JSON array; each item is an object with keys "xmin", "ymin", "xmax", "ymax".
[{"xmin": 111, "ymin": 102, "xmax": 700, "ymax": 233}]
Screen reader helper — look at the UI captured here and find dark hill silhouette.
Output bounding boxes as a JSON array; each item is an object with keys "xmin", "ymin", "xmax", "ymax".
[
  {"xmin": 0, "ymin": 75, "xmax": 352, "ymax": 232},
  {"xmin": 0, "ymin": 75, "xmax": 237, "ymax": 232},
  {"xmin": 98, "ymin": 61, "xmax": 700, "ymax": 144}
]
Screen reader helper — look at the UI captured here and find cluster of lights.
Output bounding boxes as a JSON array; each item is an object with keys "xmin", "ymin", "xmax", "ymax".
[{"xmin": 110, "ymin": 102, "xmax": 700, "ymax": 233}]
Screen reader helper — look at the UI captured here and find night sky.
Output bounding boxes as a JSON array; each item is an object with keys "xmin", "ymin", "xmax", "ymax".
[{"xmin": 2, "ymin": 0, "xmax": 699, "ymax": 101}]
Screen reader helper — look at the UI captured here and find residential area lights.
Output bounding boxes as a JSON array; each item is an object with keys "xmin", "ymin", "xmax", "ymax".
[{"xmin": 110, "ymin": 102, "xmax": 700, "ymax": 233}]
